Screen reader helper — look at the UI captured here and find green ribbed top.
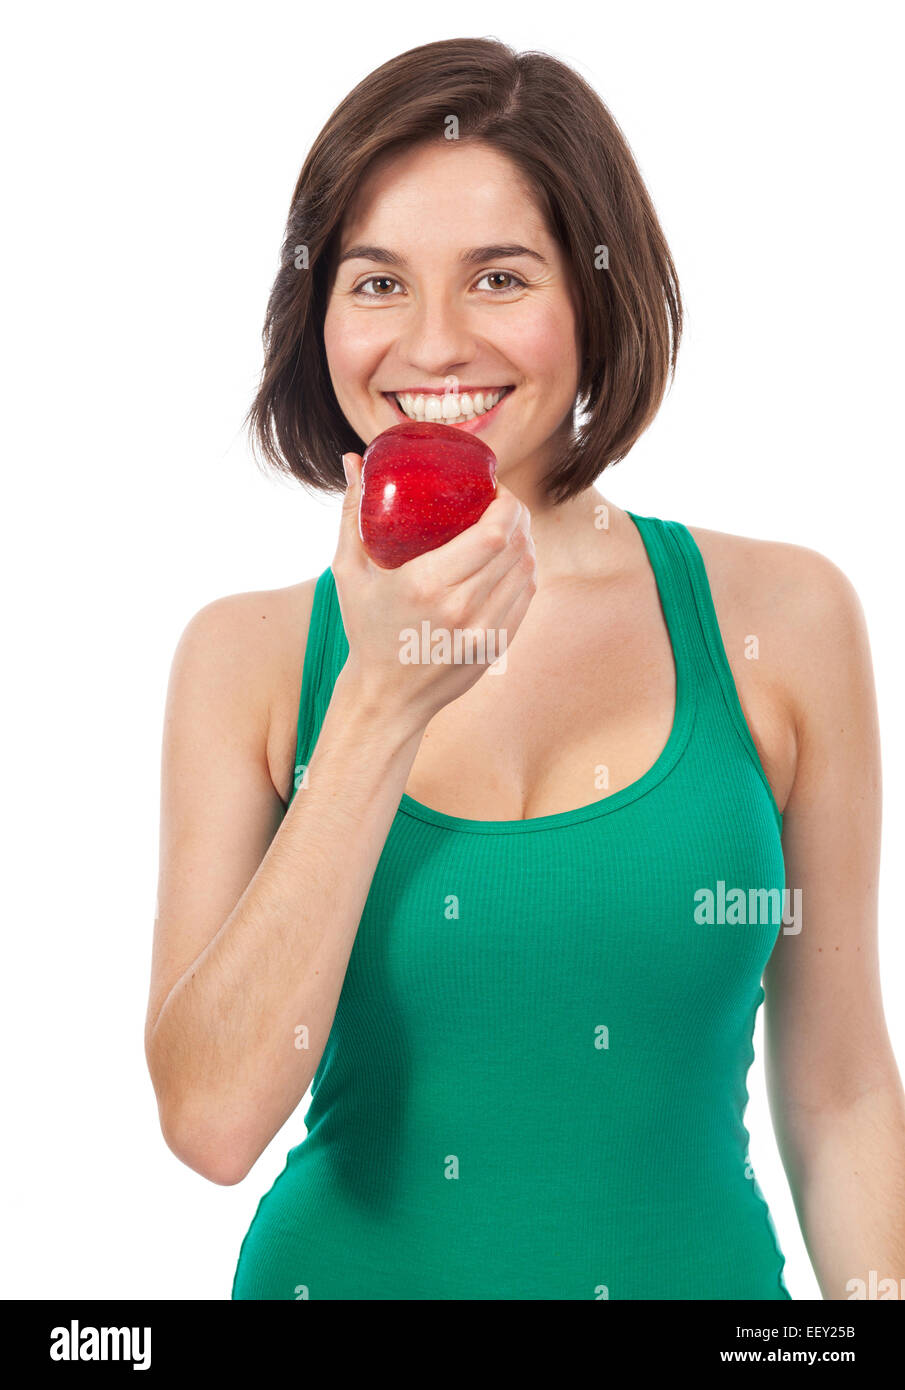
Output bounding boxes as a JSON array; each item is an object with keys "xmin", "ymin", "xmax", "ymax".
[{"xmin": 232, "ymin": 512, "xmax": 790, "ymax": 1300}]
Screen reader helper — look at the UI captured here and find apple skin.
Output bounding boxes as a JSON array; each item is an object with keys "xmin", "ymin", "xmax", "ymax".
[{"xmin": 358, "ymin": 421, "xmax": 498, "ymax": 569}]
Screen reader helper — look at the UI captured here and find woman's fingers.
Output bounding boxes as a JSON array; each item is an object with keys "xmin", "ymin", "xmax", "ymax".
[
  {"xmin": 480, "ymin": 537, "xmax": 538, "ymax": 634},
  {"xmin": 333, "ymin": 453, "xmax": 368, "ymax": 573},
  {"xmin": 402, "ymin": 484, "xmax": 531, "ymax": 605}
]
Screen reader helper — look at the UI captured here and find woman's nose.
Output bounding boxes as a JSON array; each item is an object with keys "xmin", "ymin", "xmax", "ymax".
[{"xmin": 395, "ymin": 295, "xmax": 476, "ymax": 374}]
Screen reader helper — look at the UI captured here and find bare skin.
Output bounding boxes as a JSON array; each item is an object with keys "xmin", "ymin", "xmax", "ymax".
[{"xmin": 146, "ymin": 137, "xmax": 904, "ymax": 1300}]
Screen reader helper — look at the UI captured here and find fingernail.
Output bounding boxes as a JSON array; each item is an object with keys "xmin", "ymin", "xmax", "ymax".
[{"xmin": 341, "ymin": 453, "xmax": 351, "ymax": 485}]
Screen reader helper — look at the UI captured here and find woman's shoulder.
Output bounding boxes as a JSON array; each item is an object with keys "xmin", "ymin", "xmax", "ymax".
[
  {"xmin": 175, "ymin": 578, "xmax": 321, "ymax": 675},
  {"xmin": 169, "ymin": 578, "xmax": 324, "ymax": 806},
  {"xmin": 682, "ymin": 521, "xmax": 865, "ymax": 630},
  {"xmin": 681, "ymin": 521, "xmax": 872, "ymax": 733},
  {"xmin": 169, "ymin": 578, "xmax": 322, "ymax": 733}
]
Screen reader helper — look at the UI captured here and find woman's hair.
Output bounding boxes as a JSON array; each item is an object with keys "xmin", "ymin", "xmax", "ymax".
[{"xmin": 244, "ymin": 37, "xmax": 682, "ymax": 505}]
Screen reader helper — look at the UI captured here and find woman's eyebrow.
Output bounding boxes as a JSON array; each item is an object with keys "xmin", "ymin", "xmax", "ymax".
[{"xmin": 336, "ymin": 243, "xmax": 549, "ymax": 268}]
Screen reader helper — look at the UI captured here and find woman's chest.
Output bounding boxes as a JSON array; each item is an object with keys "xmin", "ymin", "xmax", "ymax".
[
  {"xmin": 269, "ymin": 565, "xmax": 797, "ymax": 820},
  {"xmin": 345, "ymin": 768, "xmax": 786, "ymax": 1035},
  {"xmin": 399, "ymin": 584, "xmax": 794, "ymax": 821},
  {"xmin": 402, "ymin": 607, "xmax": 678, "ymax": 820}
]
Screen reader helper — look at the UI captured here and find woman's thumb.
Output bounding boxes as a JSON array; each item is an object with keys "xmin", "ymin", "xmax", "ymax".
[{"xmin": 336, "ymin": 452, "xmax": 366, "ymax": 563}]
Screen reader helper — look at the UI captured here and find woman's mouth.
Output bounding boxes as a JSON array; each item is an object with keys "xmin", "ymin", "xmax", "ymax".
[{"xmin": 382, "ymin": 386, "xmax": 514, "ymax": 434}]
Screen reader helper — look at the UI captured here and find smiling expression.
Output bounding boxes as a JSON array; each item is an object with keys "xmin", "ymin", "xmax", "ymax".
[{"xmin": 323, "ymin": 139, "xmax": 584, "ymax": 479}]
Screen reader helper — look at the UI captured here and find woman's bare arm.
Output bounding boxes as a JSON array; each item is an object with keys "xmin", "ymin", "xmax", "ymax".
[
  {"xmin": 145, "ymin": 458, "xmax": 536, "ymax": 1185},
  {"xmin": 146, "ymin": 619, "xmax": 428, "ymax": 1185},
  {"xmin": 762, "ymin": 545, "xmax": 905, "ymax": 1298}
]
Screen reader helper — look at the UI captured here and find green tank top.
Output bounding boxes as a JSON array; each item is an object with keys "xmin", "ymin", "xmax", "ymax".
[{"xmin": 232, "ymin": 511, "xmax": 791, "ymax": 1300}]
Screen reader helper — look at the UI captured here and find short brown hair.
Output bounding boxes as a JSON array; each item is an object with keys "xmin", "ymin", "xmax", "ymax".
[{"xmin": 244, "ymin": 37, "xmax": 682, "ymax": 505}]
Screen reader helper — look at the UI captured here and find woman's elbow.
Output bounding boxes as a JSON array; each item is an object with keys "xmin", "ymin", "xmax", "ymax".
[{"xmin": 157, "ymin": 1101, "xmax": 256, "ymax": 1186}]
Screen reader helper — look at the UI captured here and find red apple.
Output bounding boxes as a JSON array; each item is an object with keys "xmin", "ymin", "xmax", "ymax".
[{"xmin": 358, "ymin": 421, "xmax": 498, "ymax": 569}]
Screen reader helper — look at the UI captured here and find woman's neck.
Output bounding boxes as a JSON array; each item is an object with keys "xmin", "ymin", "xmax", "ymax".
[{"xmin": 507, "ymin": 479, "xmax": 636, "ymax": 584}]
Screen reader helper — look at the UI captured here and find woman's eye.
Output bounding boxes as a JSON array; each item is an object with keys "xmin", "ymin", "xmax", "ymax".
[
  {"xmin": 475, "ymin": 270, "xmax": 524, "ymax": 292},
  {"xmin": 352, "ymin": 275, "xmax": 402, "ymax": 297}
]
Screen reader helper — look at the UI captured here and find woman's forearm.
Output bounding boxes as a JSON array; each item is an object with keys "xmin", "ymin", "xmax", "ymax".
[
  {"xmin": 147, "ymin": 661, "xmax": 428, "ymax": 1184},
  {"xmin": 779, "ymin": 1077, "xmax": 905, "ymax": 1298}
]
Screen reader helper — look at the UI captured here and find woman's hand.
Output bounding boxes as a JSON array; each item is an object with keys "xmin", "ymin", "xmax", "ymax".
[{"xmin": 332, "ymin": 452, "xmax": 537, "ymax": 728}]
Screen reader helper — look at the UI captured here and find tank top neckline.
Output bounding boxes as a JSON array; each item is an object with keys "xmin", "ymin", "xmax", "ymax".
[{"xmin": 395, "ymin": 510, "xmax": 697, "ymax": 835}]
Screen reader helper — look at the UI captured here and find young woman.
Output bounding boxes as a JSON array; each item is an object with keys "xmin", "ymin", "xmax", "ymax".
[{"xmin": 145, "ymin": 38, "xmax": 905, "ymax": 1300}]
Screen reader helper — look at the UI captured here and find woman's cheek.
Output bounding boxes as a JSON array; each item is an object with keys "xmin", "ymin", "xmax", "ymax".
[{"xmin": 507, "ymin": 301, "xmax": 579, "ymax": 383}]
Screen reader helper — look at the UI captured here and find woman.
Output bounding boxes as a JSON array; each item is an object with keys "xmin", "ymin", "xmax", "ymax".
[{"xmin": 145, "ymin": 38, "xmax": 905, "ymax": 1300}]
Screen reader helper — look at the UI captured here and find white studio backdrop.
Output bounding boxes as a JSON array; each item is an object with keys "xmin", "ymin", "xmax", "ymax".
[{"xmin": 2, "ymin": 0, "xmax": 901, "ymax": 1301}]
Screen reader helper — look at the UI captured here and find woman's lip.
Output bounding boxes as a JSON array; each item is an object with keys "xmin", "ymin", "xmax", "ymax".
[{"xmin": 381, "ymin": 387, "xmax": 514, "ymax": 434}]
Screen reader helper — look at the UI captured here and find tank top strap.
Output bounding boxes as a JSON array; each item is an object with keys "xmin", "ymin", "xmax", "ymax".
[
  {"xmin": 290, "ymin": 566, "xmax": 349, "ymax": 801},
  {"xmin": 624, "ymin": 511, "xmax": 703, "ymax": 689},
  {"xmin": 626, "ymin": 510, "xmax": 781, "ymax": 824}
]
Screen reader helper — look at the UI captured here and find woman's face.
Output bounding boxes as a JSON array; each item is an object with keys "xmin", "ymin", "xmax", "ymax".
[{"xmin": 323, "ymin": 139, "xmax": 583, "ymax": 484}]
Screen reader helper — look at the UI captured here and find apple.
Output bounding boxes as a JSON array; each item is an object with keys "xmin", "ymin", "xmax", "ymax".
[{"xmin": 358, "ymin": 421, "xmax": 498, "ymax": 569}]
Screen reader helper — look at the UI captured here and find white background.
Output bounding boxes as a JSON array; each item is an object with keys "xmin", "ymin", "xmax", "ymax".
[{"xmin": 3, "ymin": 0, "xmax": 901, "ymax": 1302}]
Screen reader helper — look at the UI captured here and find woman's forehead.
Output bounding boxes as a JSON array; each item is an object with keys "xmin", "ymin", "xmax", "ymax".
[{"xmin": 339, "ymin": 144, "xmax": 553, "ymax": 255}]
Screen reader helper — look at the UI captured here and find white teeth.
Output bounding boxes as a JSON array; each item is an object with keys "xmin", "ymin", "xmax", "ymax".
[{"xmin": 394, "ymin": 388, "xmax": 507, "ymax": 422}]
